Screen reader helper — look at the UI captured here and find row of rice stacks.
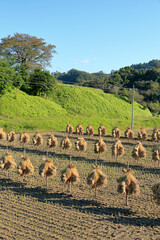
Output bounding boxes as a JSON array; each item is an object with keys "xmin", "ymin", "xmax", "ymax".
[
  {"xmin": 0, "ymin": 129, "xmax": 44, "ymax": 147},
  {"xmin": 1, "ymin": 127, "xmax": 160, "ymax": 142},
  {"xmin": 0, "ymin": 151, "xmax": 105, "ymax": 196},
  {"xmin": 1, "ymin": 129, "xmax": 160, "ymax": 166},
  {"xmin": 1, "ymin": 151, "xmax": 160, "ymax": 206},
  {"xmin": 0, "ymin": 152, "xmax": 34, "ymax": 176}
]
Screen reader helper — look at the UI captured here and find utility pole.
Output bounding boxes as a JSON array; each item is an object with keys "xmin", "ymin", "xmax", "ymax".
[{"xmin": 131, "ymin": 85, "xmax": 135, "ymax": 131}]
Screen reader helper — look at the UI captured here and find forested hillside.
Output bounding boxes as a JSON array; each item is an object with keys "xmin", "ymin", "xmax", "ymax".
[{"xmin": 54, "ymin": 60, "xmax": 160, "ymax": 114}]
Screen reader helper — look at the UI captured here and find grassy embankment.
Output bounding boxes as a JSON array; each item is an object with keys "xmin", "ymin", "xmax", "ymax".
[{"xmin": 0, "ymin": 85, "xmax": 159, "ymax": 133}]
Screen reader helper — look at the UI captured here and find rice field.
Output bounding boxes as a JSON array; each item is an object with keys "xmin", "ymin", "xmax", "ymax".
[{"xmin": 0, "ymin": 131, "xmax": 160, "ymax": 240}]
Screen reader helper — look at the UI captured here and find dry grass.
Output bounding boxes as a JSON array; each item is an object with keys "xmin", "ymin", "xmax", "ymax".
[{"xmin": 0, "ymin": 131, "xmax": 160, "ymax": 239}]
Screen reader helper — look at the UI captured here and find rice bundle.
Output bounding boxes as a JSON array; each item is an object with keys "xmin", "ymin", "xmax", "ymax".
[
  {"xmin": 19, "ymin": 131, "xmax": 30, "ymax": 145},
  {"xmin": 39, "ymin": 159, "xmax": 56, "ymax": 178},
  {"xmin": 132, "ymin": 141, "xmax": 146, "ymax": 160},
  {"xmin": 7, "ymin": 129, "xmax": 17, "ymax": 142},
  {"xmin": 112, "ymin": 139, "xmax": 124, "ymax": 159},
  {"xmin": 124, "ymin": 127, "xmax": 134, "ymax": 139},
  {"xmin": 47, "ymin": 135, "xmax": 58, "ymax": 148},
  {"xmin": 0, "ymin": 128, "xmax": 6, "ymax": 140},
  {"xmin": 117, "ymin": 168, "xmax": 140, "ymax": 205},
  {"xmin": 112, "ymin": 126, "xmax": 121, "ymax": 138},
  {"xmin": 152, "ymin": 146, "xmax": 160, "ymax": 165},
  {"xmin": 152, "ymin": 183, "xmax": 160, "ymax": 205},
  {"xmin": 76, "ymin": 124, "xmax": 84, "ymax": 135},
  {"xmin": 98, "ymin": 124, "xmax": 107, "ymax": 137},
  {"xmin": 94, "ymin": 138, "xmax": 106, "ymax": 155},
  {"xmin": 17, "ymin": 156, "xmax": 34, "ymax": 176},
  {"xmin": 86, "ymin": 124, "xmax": 94, "ymax": 136},
  {"xmin": 61, "ymin": 136, "xmax": 72, "ymax": 150},
  {"xmin": 0, "ymin": 152, "xmax": 16, "ymax": 170},
  {"xmin": 151, "ymin": 128, "xmax": 160, "ymax": 142},
  {"xmin": 87, "ymin": 165, "xmax": 107, "ymax": 189},
  {"xmin": 32, "ymin": 132, "xmax": 43, "ymax": 147},
  {"xmin": 66, "ymin": 123, "xmax": 74, "ymax": 134},
  {"xmin": 61, "ymin": 164, "xmax": 80, "ymax": 185},
  {"xmin": 138, "ymin": 128, "xmax": 148, "ymax": 141},
  {"xmin": 75, "ymin": 137, "xmax": 87, "ymax": 152}
]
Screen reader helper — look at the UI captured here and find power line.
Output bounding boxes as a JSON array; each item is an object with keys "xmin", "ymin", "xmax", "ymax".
[{"xmin": 0, "ymin": 78, "xmax": 159, "ymax": 95}]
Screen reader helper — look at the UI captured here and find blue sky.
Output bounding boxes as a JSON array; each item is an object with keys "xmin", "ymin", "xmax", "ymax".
[{"xmin": 1, "ymin": 0, "xmax": 160, "ymax": 73}]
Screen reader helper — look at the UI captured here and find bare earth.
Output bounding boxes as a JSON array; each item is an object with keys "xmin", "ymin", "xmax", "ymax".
[{"xmin": 0, "ymin": 131, "xmax": 159, "ymax": 240}]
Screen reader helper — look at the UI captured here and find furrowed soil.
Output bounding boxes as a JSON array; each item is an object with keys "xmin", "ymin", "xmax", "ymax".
[{"xmin": 0, "ymin": 130, "xmax": 160, "ymax": 240}]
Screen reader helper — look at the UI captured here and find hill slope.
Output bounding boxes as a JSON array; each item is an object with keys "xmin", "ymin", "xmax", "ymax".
[
  {"xmin": 49, "ymin": 85, "xmax": 151, "ymax": 118},
  {"xmin": 0, "ymin": 88, "xmax": 68, "ymax": 119},
  {"xmin": 0, "ymin": 86, "xmax": 157, "ymax": 132}
]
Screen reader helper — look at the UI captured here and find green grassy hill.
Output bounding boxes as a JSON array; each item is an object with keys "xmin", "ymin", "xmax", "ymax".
[
  {"xmin": 0, "ymin": 85, "xmax": 159, "ymax": 133},
  {"xmin": 49, "ymin": 85, "xmax": 151, "ymax": 118}
]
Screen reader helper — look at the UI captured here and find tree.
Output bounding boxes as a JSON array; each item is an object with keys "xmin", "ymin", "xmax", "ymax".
[
  {"xmin": 0, "ymin": 58, "xmax": 23, "ymax": 94},
  {"xmin": 0, "ymin": 33, "xmax": 56, "ymax": 71},
  {"xmin": 29, "ymin": 68, "xmax": 56, "ymax": 97}
]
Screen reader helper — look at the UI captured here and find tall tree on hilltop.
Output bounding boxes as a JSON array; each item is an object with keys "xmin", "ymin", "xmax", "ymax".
[{"xmin": 0, "ymin": 33, "xmax": 56, "ymax": 71}]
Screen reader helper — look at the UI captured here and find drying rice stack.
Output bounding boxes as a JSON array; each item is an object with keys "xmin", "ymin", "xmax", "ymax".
[
  {"xmin": 98, "ymin": 124, "xmax": 107, "ymax": 137},
  {"xmin": 132, "ymin": 141, "xmax": 146, "ymax": 160},
  {"xmin": 39, "ymin": 159, "xmax": 56, "ymax": 181},
  {"xmin": 75, "ymin": 137, "xmax": 87, "ymax": 152},
  {"xmin": 19, "ymin": 131, "xmax": 30, "ymax": 145},
  {"xmin": 124, "ymin": 127, "xmax": 134, "ymax": 139},
  {"xmin": 152, "ymin": 146, "xmax": 160, "ymax": 165},
  {"xmin": 66, "ymin": 123, "xmax": 74, "ymax": 134},
  {"xmin": 94, "ymin": 138, "xmax": 107, "ymax": 155},
  {"xmin": 117, "ymin": 168, "xmax": 140, "ymax": 205},
  {"xmin": 47, "ymin": 135, "xmax": 58, "ymax": 148},
  {"xmin": 17, "ymin": 156, "xmax": 34, "ymax": 176},
  {"xmin": 76, "ymin": 124, "xmax": 84, "ymax": 135},
  {"xmin": 138, "ymin": 128, "xmax": 148, "ymax": 141},
  {"xmin": 151, "ymin": 128, "xmax": 160, "ymax": 142},
  {"xmin": 7, "ymin": 129, "xmax": 17, "ymax": 142},
  {"xmin": 86, "ymin": 124, "xmax": 94, "ymax": 136},
  {"xmin": 87, "ymin": 165, "xmax": 107, "ymax": 196},
  {"xmin": 61, "ymin": 136, "xmax": 72, "ymax": 150},
  {"xmin": 32, "ymin": 132, "xmax": 43, "ymax": 147},
  {"xmin": 0, "ymin": 128, "xmax": 6, "ymax": 140},
  {"xmin": 152, "ymin": 183, "xmax": 160, "ymax": 205},
  {"xmin": 61, "ymin": 164, "xmax": 80, "ymax": 189},
  {"xmin": 112, "ymin": 126, "xmax": 121, "ymax": 138},
  {"xmin": 111, "ymin": 139, "xmax": 125, "ymax": 160},
  {"xmin": 0, "ymin": 152, "xmax": 16, "ymax": 170}
]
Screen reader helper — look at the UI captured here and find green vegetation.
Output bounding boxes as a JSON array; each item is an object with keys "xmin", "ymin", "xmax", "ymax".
[
  {"xmin": 49, "ymin": 85, "xmax": 151, "ymax": 118},
  {"xmin": 0, "ymin": 86, "xmax": 159, "ymax": 133}
]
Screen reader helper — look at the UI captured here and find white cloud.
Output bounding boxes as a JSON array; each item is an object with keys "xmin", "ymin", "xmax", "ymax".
[
  {"xmin": 73, "ymin": 59, "xmax": 90, "ymax": 65},
  {"xmin": 80, "ymin": 59, "xmax": 89, "ymax": 63}
]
